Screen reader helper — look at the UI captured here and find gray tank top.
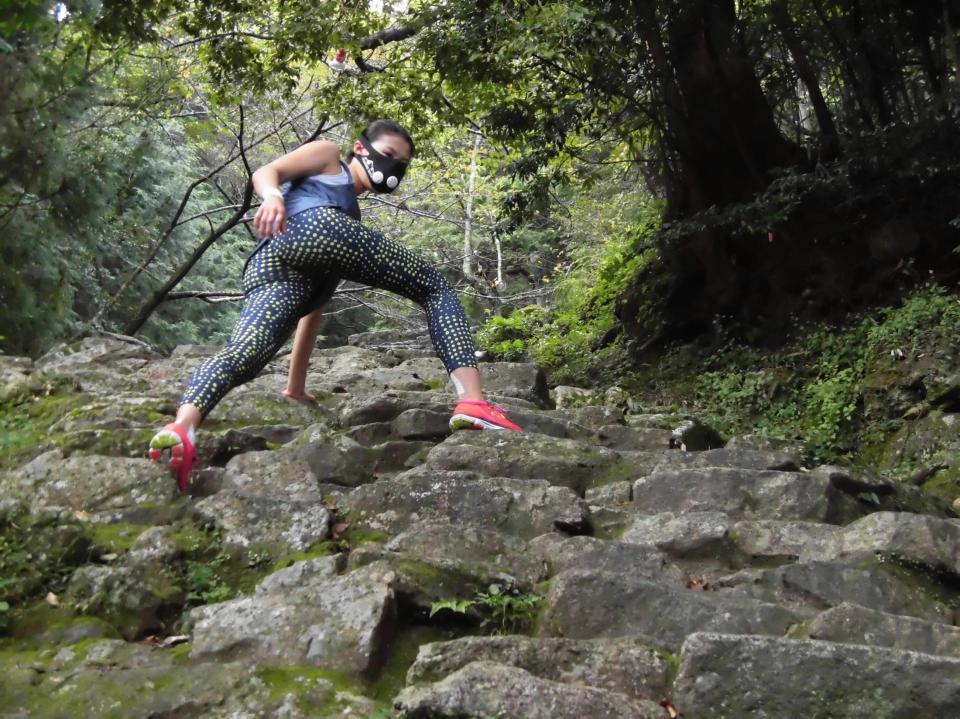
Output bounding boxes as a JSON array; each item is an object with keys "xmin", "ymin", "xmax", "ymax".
[{"xmin": 283, "ymin": 161, "xmax": 361, "ymax": 221}]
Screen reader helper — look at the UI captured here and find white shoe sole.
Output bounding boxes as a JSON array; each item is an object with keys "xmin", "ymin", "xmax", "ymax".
[{"xmin": 449, "ymin": 414, "xmax": 508, "ymax": 431}]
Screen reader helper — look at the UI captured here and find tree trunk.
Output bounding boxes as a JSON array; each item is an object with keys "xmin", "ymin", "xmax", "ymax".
[
  {"xmin": 462, "ymin": 132, "xmax": 480, "ymax": 278},
  {"xmin": 771, "ymin": 0, "xmax": 839, "ymax": 158},
  {"xmin": 620, "ymin": 0, "xmax": 804, "ymax": 340},
  {"xmin": 124, "ymin": 180, "xmax": 254, "ymax": 336}
]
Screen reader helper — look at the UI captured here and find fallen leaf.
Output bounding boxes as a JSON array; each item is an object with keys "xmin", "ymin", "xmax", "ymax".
[
  {"xmin": 100, "ymin": 553, "xmax": 118, "ymax": 562},
  {"xmin": 45, "ymin": 592, "xmax": 59, "ymax": 607}
]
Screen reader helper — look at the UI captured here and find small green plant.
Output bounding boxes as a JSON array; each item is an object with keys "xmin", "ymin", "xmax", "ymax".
[
  {"xmin": 429, "ymin": 583, "xmax": 542, "ymax": 635},
  {"xmin": 184, "ymin": 553, "xmax": 234, "ymax": 604}
]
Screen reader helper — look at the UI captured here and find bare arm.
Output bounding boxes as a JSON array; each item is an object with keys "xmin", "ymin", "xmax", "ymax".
[{"xmin": 251, "ymin": 140, "xmax": 343, "ymax": 238}]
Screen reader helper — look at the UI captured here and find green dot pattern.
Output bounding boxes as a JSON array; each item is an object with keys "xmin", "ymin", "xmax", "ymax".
[{"xmin": 181, "ymin": 207, "xmax": 477, "ymax": 417}]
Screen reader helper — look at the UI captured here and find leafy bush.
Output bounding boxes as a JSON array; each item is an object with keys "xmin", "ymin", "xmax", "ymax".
[
  {"xmin": 687, "ymin": 283, "xmax": 960, "ymax": 462},
  {"xmin": 477, "ymin": 207, "xmax": 660, "ymax": 385}
]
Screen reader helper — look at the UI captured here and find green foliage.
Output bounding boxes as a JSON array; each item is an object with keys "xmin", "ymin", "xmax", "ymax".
[
  {"xmin": 429, "ymin": 583, "xmax": 542, "ymax": 635},
  {"xmin": 684, "ymin": 284, "xmax": 960, "ymax": 462},
  {"xmin": 183, "ymin": 555, "xmax": 234, "ymax": 605},
  {"xmin": 0, "ymin": 510, "xmax": 90, "ymax": 617},
  {"xmin": 478, "ymin": 205, "xmax": 660, "ymax": 384}
]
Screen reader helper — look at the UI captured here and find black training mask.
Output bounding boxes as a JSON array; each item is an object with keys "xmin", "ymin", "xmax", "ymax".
[{"xmin": 357, "ymin": 132, "xmax": 408, "ymax": 193}]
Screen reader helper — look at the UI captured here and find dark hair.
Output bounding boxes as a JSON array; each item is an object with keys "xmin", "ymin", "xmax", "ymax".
[{"xmin": 362, "ymin": 119, "xmax": 415, "ymax": 157}]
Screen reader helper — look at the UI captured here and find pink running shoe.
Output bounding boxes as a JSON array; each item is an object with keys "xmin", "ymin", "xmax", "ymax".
[
  {"xmin": 449, "ymin": 400, "xmax": 522, "ymax": 432},
  {"xmin": 148, "ymin": 422, "xmax": 197, "ymax": 494}
]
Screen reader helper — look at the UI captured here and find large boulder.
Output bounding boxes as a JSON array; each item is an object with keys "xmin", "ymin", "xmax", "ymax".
[
  {"xmin": 539, "ymin": 569, "xmax": 798, "ymax": 651},
  {"xmin": 4, "ymin": 450, "xmax": 175, "ymax": 522},
  {"xmin": 188, "ymin": 557, "xmax": 397, "ymax": 676},
  {"xmin": 720, "ymin": 560, "xmax": 954, "ymax": 623},
  {"xmin": 799, "ymin": 511, "xmax": 960, "ymax": 577},
  {"xmin": 406, "ymin": 636, "xmax": 672, "ymax": 702},
  {"xmin": 395, "ymin": 661, "xmax": 663, "ymax": 719},
  {"xmin": 191, "ymin": 488, "xmax": 330, "ymax": 555},
  {"xmin": 632, "ymin": 467, "xmax": 838, "ymax": 522},
  {"xmin": 807, "ymin": 602, "xmax": 960, "ymax": 658},
  {"xmin": 673, "ymin": 632, "xmax": 960, "ymax": 718},
  {"xmin": 342, "ymin": 470, "xmax": 591, "ymax": 540},
  {"xmin": 425, "ymin": 432, "xmax": 630, "ymax": 494}
]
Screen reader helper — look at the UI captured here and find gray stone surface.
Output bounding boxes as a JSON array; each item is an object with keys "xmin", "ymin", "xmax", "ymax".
[
  {"xmin": 530, "ymin": 533, "xmax": 685, "ymax": 583},
  {"xmin": 384, "ymin": 521, "xmax": 546, "ymax": 587},
  {"xmin": 673, "ymin": 632, "xmax": 960, "ymax": 718},
  {"xmin": 633, "ymin": 467, "xmax": 833, "ymax": 521},
  {"xmin": 5, "ymin": 450, "xmax": 174, "ymax": 517},
  {"xmin": 189, "ymin": 559, "xmax": 396, "ymax": 675},
  {"xmin": 66, "ymin": 565, "xmax": 184, "ymax": 640},
  {"xmin": 192, "ymin": 488, "xmax": 330, "ymax": 554},
  {"xmin": 344, "ymin": 469, "xmax": 591, "ymax": 539},
  {"xmin": 425, "ymin": 431, "xmax": 627, "ymax": 494},
  {"xmin": 594, "ymin": 424, "xmax": 673, "ymax": 451},
  {"xmin": 540, "ymin": 569, "xmax": 798, "ymax": 650},
  {"xmin": 655, "ymin": 447, "xmax": 801, "ymax": 472},
  {"xmin": 799, "ymin": 511, "xmax": 960, "ymax": 576},
  {"xmin": 392, "ymin": 408, "xmax": 451, "ymax": 440},
  {"xmin": 395, "ymin": 661, "xmax": 663, "ymax": 718},
  {"xmin": 621, "ymin": 511, "xmax": 732, "ymax": 558},
  {"xmin": 732, "ymin": 519, "xmax": 840, "ymax": 562},
  {"xmin": 407, "ymin": 636, "xmax": 672, "ymax": 702},
  {"xmin": 721, "ymin": 560, "xmax": 953, "ymax": 622},
  {"xmin": 808, "ymin": 602, "xmax": 960, "ymax": 657}
]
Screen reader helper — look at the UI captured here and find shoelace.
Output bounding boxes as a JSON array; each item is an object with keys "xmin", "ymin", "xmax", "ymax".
[{"xmin": 454, "ymin": 399, "xmax": 510, "ymax": 416}]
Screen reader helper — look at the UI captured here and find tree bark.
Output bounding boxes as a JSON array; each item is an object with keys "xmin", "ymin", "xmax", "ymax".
[
  {"xmin": 124, "ymin": 180, "xmax": 254, "ymax": 335},
  {"xmin": 623, "ymin": 0, "xmax": 803, "ymax": 333},
  {"xmin": 462, "ymin": 132, "xmax": 480, "ymax": 278}
]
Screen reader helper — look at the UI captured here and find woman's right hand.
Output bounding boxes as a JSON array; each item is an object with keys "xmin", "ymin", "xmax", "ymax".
[{"xmin": 253, "ymin": 196, "xmax": 287, "ymax": 238}]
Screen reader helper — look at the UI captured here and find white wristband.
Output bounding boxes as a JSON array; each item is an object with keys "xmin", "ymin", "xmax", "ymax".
[{"xmin": 261, "ymin": 187, "xmax": 284, "ymax": 201}]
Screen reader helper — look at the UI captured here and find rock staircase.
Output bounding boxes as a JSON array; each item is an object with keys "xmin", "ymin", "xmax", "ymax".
[{"xmin": 1, "ymin": 332, "xmax": 959, "ymax": 718}]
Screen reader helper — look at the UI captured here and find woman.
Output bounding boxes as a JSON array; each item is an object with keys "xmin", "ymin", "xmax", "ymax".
[{"xmin": 149, "ymin": 119, "xmax": 521, "ymax": 492}]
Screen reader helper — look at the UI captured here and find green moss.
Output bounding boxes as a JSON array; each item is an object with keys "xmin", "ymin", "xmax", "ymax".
[
  {"xmin": 257, "ymin": 664, "xmax": 373, "ymax": 712},
  {"xmin": 167, "ymin": 641, "xmax": 192, "ymax": 664},
  {"xmin": 271, "ymin": 541, "xmax": 339, "ymax": 572},
  {"xmin": 920, "ymin": 466, "xmax": 960, "ymax": 502},
  {"xmin": 1, "ymin": 511, "xmax": 91, "ymax": 613},
  {"xmin": 0, "ymin": 387, "xmax": 88, "ymax": 469},
  {"xmin": 339, "ymin": 526, "xmax": 388, "ymax": 548},
  {"xmin": 86, "ymin": 523, "xmax": 149, "ymax": 554},
  {"xmin": 367, "ymin": 624, "xmax": 463, "ymax": 704},
  {"xmin": 876, "ymin": 553, "xmax": 960, "ymax": 613}
]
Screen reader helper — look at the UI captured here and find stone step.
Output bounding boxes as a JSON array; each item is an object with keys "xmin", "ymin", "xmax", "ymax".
[
  {"xmin": 799, "ymin": 511, "xmax": 960, "ymax": 577},
  {"xmin": 188, "ymin": 556, "xmax": 396, "ymax": 676},
  {"xmin": 406, "ymin": 636, "xmax": 672, "ymax": 704},
  {"xmin": 395, "ymin": 661, "xmax": 664, "ymax": 719},
  {"xmin": 632, "ymin": 466, "xmax": 850, "ymax": 522},
  {"xmin": 423, "ymin": 431, "xmax": 633, "ymax": 495},
  {"xmin": 806, "ymin": 602, "xmax": 960, "ymax": 657},
  {"xmin": 342, "ymin": 469, "xmax": 591, "ymax": 540},
  {"xmin": 539, "ymin": 569, "xmax": 799, "ymax": 651},
  {"xmin": 673, "ymin": 632, "xmax": 960, "ymax": 718},
  {"xmin": 717, "ymin": 560, "xmax": 955, "ymax": 623}
]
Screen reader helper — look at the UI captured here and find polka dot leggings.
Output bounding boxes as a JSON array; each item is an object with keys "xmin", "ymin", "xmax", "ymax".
[{"xmin": 181, "ymin": 207, "xmax": 477, "ymax": 417}]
